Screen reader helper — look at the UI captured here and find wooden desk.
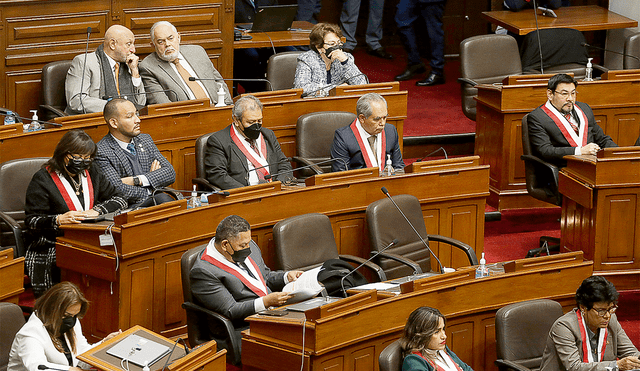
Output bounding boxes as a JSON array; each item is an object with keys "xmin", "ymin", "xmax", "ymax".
[
  {"xmin": 56, "ymin": 157, "xmax": 488, "ymax": 341},
  {"xmin": 78, "ymin": 325, "xmax": 226, "ymax": 371},
  {"xmin": 241, "ymin": 252, "xmax": 593, "ymax": 371},
  {"xmin": 234, "ymin": 21, "xmax": 313, "ymax": 49},
  {"xmin": 482, "ymin": 5, "xmax": 638, "ymax": 36},
  {"xmin": 475, "ymin": 73, "xmax": 640, "ymax": 210},
  {"xmin": 0, "ymin": 248, "xmax": 24, "ymax": 304},
  {"xmin": 559, "ymin": 147, "xmax": 640, "ymax": 290},
  {"xmin": 0, "ymin": 85, "xmax": 407, "ymax": 191}
]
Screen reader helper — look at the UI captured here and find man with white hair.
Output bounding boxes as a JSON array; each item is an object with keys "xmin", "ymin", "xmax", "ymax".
[{"xmin": 139, "ymin": 21, "xmax": 232, "ymax": 105}]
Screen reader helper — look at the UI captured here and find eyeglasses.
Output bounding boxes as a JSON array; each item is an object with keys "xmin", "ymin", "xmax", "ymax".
[
  {"xmin": 591, "ymin": 305, "xmax": 617, "ymax": 317},
  {"xmin": 323, "ymin": 41, "xmax": 343, "ymax": 48},
  {"xmin": 554, "ymin": 90, "xmax": 578, "ymax": 98}
]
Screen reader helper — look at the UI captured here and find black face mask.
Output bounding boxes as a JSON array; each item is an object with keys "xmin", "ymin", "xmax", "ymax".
[
  {"xmin": 66, "ymin": 157, "xmax": 92, "ymax": 175},
  {"xmin": 324, "ymin": 45, "xmax": 342, "ymax": 58},
  {"xmin": 60, "ymin": 316, "xmax": 76, "ymax": 334},
  {"xmin": 242, "ymin": 123, "xmax": 262, "ymax": 141},
  {"xmin": 229, "ymin": 245, "xmax": 252, "ymax": 263}
]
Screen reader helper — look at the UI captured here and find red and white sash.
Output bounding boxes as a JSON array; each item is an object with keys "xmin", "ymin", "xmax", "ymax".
[
  {"xmin": 230, "ymin": 125, "xmax": 270, "ymax": 182},
  {"xmin": 541, "ymin": 101, "xmax": 588, "ymax": 148},
  {"xmin": 49, "ymin": 169, "xmax": 94, "ymax": 211},
  {"xmin": 201, "ymin": 238, "xmax": 268, "ymax": 297},
  {"xmin": 413, "ymin": 350, "xmax": 464, "ymax": 371},
  {"xmin": 349, "ymin": 119, "xmax": 386, "ymax": 171},
  {"xmin": 576, "ymin": 309, "xmax": 608, "ymax": 363}
]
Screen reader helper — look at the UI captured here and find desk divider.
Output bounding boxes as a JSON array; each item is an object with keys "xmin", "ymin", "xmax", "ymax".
[
  {"xmin": 503, "ymin": 251, "xmax": 584, "ymax": 273},
  {"xmin": 114, "ymin": 199, "xmax": 188, "ymax": 225},
  {"xmin": 305, "ymin": 289, "xmax": 378, "ymax": 321},
  {"xmin": 305, "ymin": 167, "xmax": 378, "ymax": 186}
]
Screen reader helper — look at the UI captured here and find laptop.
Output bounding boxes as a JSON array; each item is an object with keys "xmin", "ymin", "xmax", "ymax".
[
  {"xmin": 106, "ymin": 334, "xmax": 171, "ymax": 367},
  {"xmin": 236, "ymin": 4, "xmax": 298, "ymax": 32}
]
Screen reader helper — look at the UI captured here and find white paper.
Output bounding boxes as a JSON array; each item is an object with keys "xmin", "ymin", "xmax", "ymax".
[{"xmin": 283, "ymin": 266, "xmax": 324, "ymax": 304}]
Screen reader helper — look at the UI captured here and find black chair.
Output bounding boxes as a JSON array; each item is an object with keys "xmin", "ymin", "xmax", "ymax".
[
  {"xmin": 294, "ymin": 111, "xmax": 357, "ymax": 177},
  {"xmin": 495, "ymin": 299, "xmax": 563, "ymax": 371},
  {"xmin": 366, "ymin": 194, "xmax": 479, "ymax": 280},
  {"xmin": 40, "ymin": 60, "xmax": 72, "ymax": 121},
  {"xmin": 266, "ymin": 51, "xmax": 303, "ymax": 91},
  {"xmin": 273, "ymin": 213, "xmax": 386, "ymax": 281},
  {"xmin": 0, "ymin": 302, "xmax": 26, "ymax": 371},
  {"xmin": 623, "ymin": 32, "xmax": 640, "ymax": 70},
  {"xmin": 0, "ymin": 158, "xmax": 49, "ymax": 258},
  {"xmin": 191, "ymin": 132, "xmax": 221, "ymax": 191},
  {"xmin": 180, "ymin": 244, "xmax": 242, "ymax": 365},
  {"xmin": 378, "ymin": 340, "xmax": 403, "ymax": 371},
  {"xmin": 521, "ymin": 114, "xmax": 562, "ymax": 257}
]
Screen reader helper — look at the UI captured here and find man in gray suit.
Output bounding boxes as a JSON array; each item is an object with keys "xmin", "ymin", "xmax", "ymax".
[
  {"xmin": 96, "ymin": 98, "xmax": 176, "ymax": 206},
  {"xmin": 65, "ymin": 25, "xmax": 146, "ymax": 115},
  {"xmin": 190, "ymin": 215, "xmax": 302, "ymax": 341},
  {"xmin": 139, "ymin": 21, "xmax": 232, "ymax": 106}
]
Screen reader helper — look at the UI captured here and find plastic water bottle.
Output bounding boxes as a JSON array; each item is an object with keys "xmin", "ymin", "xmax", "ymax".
[
  {"xmin": 215, "ymin": 85, "xmax": 227, "ymax": 107},
  {"xmin": 382, "ymin": 154, "xmax": 395, "ymax": 176},
  {"xmin": 584, "ymin": 58, "xmax": 593, "ymax": 82},
  {"xmin": 29, "ymin": 110, "xmax": 41, "ymax": 131},
  {"xmin": 475, "ymin": 252, "xmax": 488, "ymax": 278},
  {"xmin": 4, "ymin": 111, "xmax": 15, "ymax": 126},
  {"xmin": 187, "ymin": 185, "xmax": 201, "ymax": 209}
]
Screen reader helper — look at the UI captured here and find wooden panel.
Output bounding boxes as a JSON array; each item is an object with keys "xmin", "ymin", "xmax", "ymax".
[
  {"xmin": 159, "ymin": 250, "xmax": 185, "ymax": 330},
  {"xmin": 348, "ymin": 346, "xmax": 375, "ymax": 371},
  {"xmin": 448, "ymin": 204, "xmax": 480, "ymax": 268},
  {"xmin": 447, "ymin": 320, "xmax": 474, "ymax": 368},
  {"xmin": 123, "ymin": 259, "xmax": 155, "ymax": 329},
  {"xmin": 335, "ymin": 216, "xmax": 367, "ymax": 258},
  {"xmin": 481, "ymin": 316, "xmax": 497, "ymax": 371},
  {"xmin": 600, "ymin": 193, "xmax": 637, "ymax": 264},
  {"xmin": 0, "ymin": 253, "xmax": 24, "ymax": 303}
]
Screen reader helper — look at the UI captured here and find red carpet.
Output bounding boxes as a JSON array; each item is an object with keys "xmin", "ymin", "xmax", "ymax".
[{"xmin": 353, "ymin": 46, "xmax": 476, "ymax": 137}]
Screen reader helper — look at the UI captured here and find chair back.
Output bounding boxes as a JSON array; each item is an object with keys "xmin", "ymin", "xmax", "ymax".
[
  {"xmin": 180, "ymin": 244, "xmax": 212, "ymax": 346},
  {"xmin": 521, "ymin": 28, "xmax": 589, "ymax": 78},
  {"xmin": 41, "ymin": 60, "xmax": 72, "ymax": 120},
  {"xmin": 273, "ymin": 213, "xmax": 341, "ymax": 271},
  {"xmin": 195, "ymin": 132, "xmax": 215, "ymax": 182},
  {"xmin": 459, "ymin": 34, "xmax": 522, "ymax": 121},
  {"xmin": 0, "ymin": 158, "xmax": 49, "ymax": 256},
  {"xmin": 495, "ymin": 299, "xmax": 563, "ymax": 371},
  {"xmin": 624, "ymin": 32, "xmax": 640, "ymax": 69},
  {"xmin": 266, "ymin": 51, "xmax": 304, "ymax": 91},
  {"xmin": 379, "ymin": 340, "xmax": 403, "ymax": 371},
  {"xmin": 0, "ymin": 302, "xmax": 26, "ymax": 371},
  {"xmin": 296, "ymin": 111, "xmax": 356, "ymax": 176},
  {"xmin": 521, "ymin": 115, "xmax": 561, "ymax": 206},
  {"xmin": 366, "ymin": 194, "xmax": 431, "ymax": 279}
]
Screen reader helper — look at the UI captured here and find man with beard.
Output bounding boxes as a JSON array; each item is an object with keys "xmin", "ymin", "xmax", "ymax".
[
  {"xmin": 527, "ymin": 73, "xmax": 616, "ymax": 168},
  {"xmin": 139, "ymin": 21, "xmax": 233, "ymax": 106}
]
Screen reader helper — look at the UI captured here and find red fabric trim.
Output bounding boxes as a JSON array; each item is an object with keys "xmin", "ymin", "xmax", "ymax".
[
  {"xmin": 49, "ymin": 171, "xmax": 76, "ymax": 211},
  {"xmin": 541, "ymin": 105, "xmax": 578, "ymax": 147},
  {"xmin": 412, "ymin": 351, "xmax": 464, "ymax": 371},
  {"xmin": 574, "ymin": 105, "xmax": 589, "ymax": 147},
  {"xmin": 349, "ymin": 119, "xmax": 386, "ymax": 169},
  {"xmin": 576, "ymin": 310, "xmax": 590, "ymax": 363},
  {"xmin": 230, "ymin": 127, "xmax": 270, "ymax": 180},
  {"xmin": 85, "ymin": 171, "xmax": 94, "ymax": 209},
  {"xmin": 201, "ymin": 252, "xmax": 267, "ymax": 297}
]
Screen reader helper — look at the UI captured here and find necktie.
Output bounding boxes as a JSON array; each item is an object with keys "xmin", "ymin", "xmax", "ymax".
[
  {"xmin": 565, "ymin": 113, "xmax": 579, "ymax": 134},
  {"xmin": 126, "ymin": 142, "xmax": 137, "ymax": 156},
  {"xmin": 239, "ymin": 261, "xmax": 257, "ymax": 280},
  {"xmin": 247, "ymin": 139, "xmax": 266, "ymax": 182},
  {"xmin": 172, "ymin": 59, "xmax": 208, "ymax": 100},
  {"xmin": 367, "ymin": 135, "xmax": 377, "ymax": 160},
  {"xmin": 114, "ymin": 63, "xmax": 121, "ymax": 95}
]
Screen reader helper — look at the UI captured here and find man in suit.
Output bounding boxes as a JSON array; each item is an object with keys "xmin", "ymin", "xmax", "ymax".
[
  {"xmin": 65, "ymin": 25, "xmax": 145, "ymax": 115},
  {"xmin": 139, "ymin": 21, "xmax": 232, "ymax": 106},
  {"xmin": 528, "ymin": 74, "xmax": 617, "ymax": 168},
  {"xmin": 540, "ymin": 276, "xmax": 640, "ymax": 371},
  {"xmin": 330, "ymin": 93, "xmax": 405, "ymax": 173},
  {"xmin": 190, "ymin": 215, "xmax": 302, "ymax": 331},
  {"xmin": 204, "ymin": 95, "xmax": 293, "ymax": 190},
  {"xmin": 96, "ymin": 98, "xmax": 176, "ymax": 206}
]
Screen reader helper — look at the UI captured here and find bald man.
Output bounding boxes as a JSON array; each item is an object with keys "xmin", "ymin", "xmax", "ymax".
[{"xmin": 65, "ymin": 25, "xmax": 145, "ymax": 115}]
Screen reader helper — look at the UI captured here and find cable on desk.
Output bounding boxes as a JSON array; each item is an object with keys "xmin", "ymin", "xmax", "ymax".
[{"xmin": 299, "ymin": 318, "xmax": 306, "ymax": 371}]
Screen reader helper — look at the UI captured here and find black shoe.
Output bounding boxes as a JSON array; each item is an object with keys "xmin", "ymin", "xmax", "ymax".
[
  {"xmin": 367, "ymin": 47, "xmax": 393, "ymax": 60},
  {"xmin": 395, "ymin": 64, "xmax": 426, "ymax": 81},
  {"xmin": 416, "ymin": 73, "xmax": 445, "ymax": 86}
]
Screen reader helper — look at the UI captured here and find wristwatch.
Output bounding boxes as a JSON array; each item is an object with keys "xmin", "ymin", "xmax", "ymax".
[{"xmin": 133, "ymin": 176, "xmax": 141, "ymax": 187}]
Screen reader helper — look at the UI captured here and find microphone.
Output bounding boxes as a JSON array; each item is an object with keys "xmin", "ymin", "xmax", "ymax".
[
  {"xmin": 300, "ymin": 73, "xmax": 370, "ymax": 98},
  {"xmin": 531, "ymin": 0, "xmax": 545, "ymax": 74},
  {"xmin": 38, "ymin": 365, "xmax": 68, "ymax": 371},
  {"xmin": 154, "ymin": 187, "xmax": 230, "ymax": 196},
  {"xmin": 0, "ymin": 111, "xmax": 62, "ymax": 127},
  {"xmin": 339, "ymin": 239, "xmax": 398, "ymax": 296},
  {"xmin": 380, "ymin": 187, "xmax": 445, "ymax": 274},
  {"xmin": 264, "ymin": 157, "xmax": 349, "ymax": 180},
  {"xmin": 246, "ymin": 157, "xmax": 292, "ymax": 176},
  {"xmin": 581, "ymin": 42, "xmax": 640, "ymax": 67},
  {"xmin": 79, "ymin": 26, "xmax": 92, "ymax": 114},
  {"xmin": 102, "ymin": 89, "xmax": 178, "ymax": 101},
  {"xmin": 417, "ymin": 147, "xmax": 448, "ymax": 162},
  {"xmin": 188, "ymin": 76, "xmax": 274, "ymax": 92}
]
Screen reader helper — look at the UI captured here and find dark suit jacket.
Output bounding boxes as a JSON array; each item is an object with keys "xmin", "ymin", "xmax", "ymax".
[
  {"xmin": 189, "ymin": 241, "xmax": 285, "ymax": 325},
  {"xmin": 95, "ymin": 133, "xmax": 176, "ymax": 204},
  {"xmin": 330, "ymin": 122, "xmax": 404, "ymax": 172},
  {"xmin": 528, "ymin": 101, "xmax": 617, "ymax": 168},
  {"xmin": 204, "ymin": 124, "xmax": 292, "ymax": 190},
  {"xmin": 540, "ymin": 309, "xmax": 640, "ymax": 371},
  {"xmin": 139, "ymin": 45, "xmax": 232, "ymax": 106}
]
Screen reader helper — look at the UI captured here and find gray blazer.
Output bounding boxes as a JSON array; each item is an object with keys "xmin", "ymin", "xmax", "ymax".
[
  {"xmin": 540, "ymin": 309, "xmax": 640, "ymax": 371},
  {"xmin": 293, "ymin": 50, "xmax": 367, "ymax": 97},
  {"xmin": 139, "ymin": 44, "xmax": 232, "ymax": 105},
  {"xmin": 65, "ymin": 51, "xmax": 146, "ymax": 114}
]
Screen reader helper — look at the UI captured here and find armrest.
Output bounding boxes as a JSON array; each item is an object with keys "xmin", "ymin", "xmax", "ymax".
[
  {"xmin": 457, "ymin": 77, "xmax": 478, "ymax": 87},
  {"xmin": 371, "ymin": 251, "xmax": 423, "ymax": 275},
  {"xmin": 593, "ymin": 63, "xmax": 608, "ymax": 74},
  {"xmin": 426, "ymin": 234, "xmax": 479, "ymax": 265},
  {"xmin": 192, "ymin": 177, "xmax": 222, "ymax": 192},
  {"xmin": 39, "ymin": 105, "xmax": 67, "ymax": 118},
  {"xmin": 521, "ymin": 154, "xmax": 560, "ymax": 187},
  {"xmin": 292, "ymin": 156, "xmax": 323, "ymax": 175},
  {"xmin": 0, "ymin": 211, "xmax": 24, "ymax": 258},
  {"xmin": 181, "ymin": 301, "xmax": 239, "ymax": 350},
  {"xmin": 337, "ymin": 254, "xmax": 387, "ymax": 282},
  {"xmin": 495, "ymin": 359, "xmax": 533, "ymax": 371}
]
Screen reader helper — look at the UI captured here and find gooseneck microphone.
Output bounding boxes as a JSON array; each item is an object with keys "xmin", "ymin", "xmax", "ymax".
[
  {"xmin": 80, "ymin": 26, "xmax": 92, "ymax": 114},
  {"xmin": 380, "ymin": 187, "xmax": 445, "ymax": 273},
  {"xmin": 38, "ymin": 365, "xmax": 69, "ymax": 371},
  {"xmin": 188, "ymin": 76, "xmax": 274, "ymax": 92},
  {"xmin": 417, "ymin": 147, "xmax": 448, "ymax": 162},
  {"xmin": 245, "ymin": 157, "xmax": 292, "ymax": 177},
  {"xmin": 339, "ymin": 238, "xmax": 398, "ymax": 296},
  {"xmin": 581, "ymin": 42, "xmax": 640, "ymax": 67},
  {"xmin": 0, "ymin": 111, "xmax": 62, "ymax": 127},
  {"xmin": 531, "ymin": 0, "xmax": 545, "ymax": 74},
  {"xmin": 300, "ymin": 73, "xmax": 370, "ymax": 98},
  {"xmin": 264, "ymin": 157, "xmax": 349, "ymax": 180},
  {"xmin": 102, "ymin": 89, "xmax": 178, "ymax": 101}
]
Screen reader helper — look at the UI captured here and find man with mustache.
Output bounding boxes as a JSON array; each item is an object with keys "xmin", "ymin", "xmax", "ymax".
[
  {"xmin": 139, "ymin": 21, "xmax": 232, "ymax": 106},
  {"xmin": 528, "ymin": 74, "xmax": 617, "ymax": 168},
  {"xmin": 65, "ymin": 25, "xmax": 146, "ymax": 114}
]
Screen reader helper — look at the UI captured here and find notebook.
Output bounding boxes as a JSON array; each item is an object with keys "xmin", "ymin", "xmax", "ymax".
[
  {"xmin": 236, "ymin": 4, "xmax": 298, "ymax": 32},
  {"xmin": 106, "ymin": 334, "xmax": 171, "ymax": 367}
]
